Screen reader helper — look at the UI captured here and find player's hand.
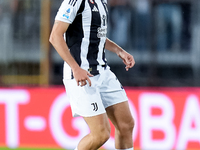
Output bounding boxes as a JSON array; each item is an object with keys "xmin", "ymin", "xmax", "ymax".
[
  {"xmin": 118, "ymin": 50, "xmax": 135, "ymax": 71},
  {"xmin": 73, "ymin": 67, "xmax": 93, "ymax": 87}
]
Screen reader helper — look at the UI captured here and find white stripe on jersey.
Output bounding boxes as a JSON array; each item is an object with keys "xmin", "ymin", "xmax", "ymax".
[
  {"xmin": 56, "ymin": 0, "xmax": 108, "ymax": 79},
  {"xmin": 80, "ymin": 0, "xmax": 92, "ymax": 70},
  {"xmin": 96, "ymin": 0, "xmax": 107, "ymax": 65}
]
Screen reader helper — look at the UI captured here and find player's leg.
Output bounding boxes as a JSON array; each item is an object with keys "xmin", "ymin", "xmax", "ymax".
[
  {"xmin": 99, "ymin": 69, "xmax": 134, "ymax": 149},
  {"xmin": 63, "ymin": 77, "xmax": 111, "ymax": 150},
  {"xmin": 106, "ymin": 101, "xmax": 134, "ymax": 149},
  {"xmin": 77, "ymin": 113, "xmax": 111, "ymax": 150}
]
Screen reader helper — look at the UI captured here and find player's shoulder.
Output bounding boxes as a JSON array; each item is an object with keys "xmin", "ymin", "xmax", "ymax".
[{"xmin": 62, "ymin": 0, "xmax": 84, "ymax": 7}]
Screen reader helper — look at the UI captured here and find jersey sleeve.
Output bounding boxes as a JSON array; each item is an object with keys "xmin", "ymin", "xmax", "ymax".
[{"xmin": 55, "ymin": 0, "xmax": 83, "ymax": 24}]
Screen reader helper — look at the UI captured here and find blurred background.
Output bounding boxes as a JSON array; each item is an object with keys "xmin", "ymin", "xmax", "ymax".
[{"xmin": 0, "ymin": 0, "xmax": 200, "ymax": 87}]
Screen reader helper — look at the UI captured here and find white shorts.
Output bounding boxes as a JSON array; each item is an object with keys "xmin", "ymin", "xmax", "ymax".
[{"xmin": 63, "ymin": 67, "xmax": 128, "ymax": 117}]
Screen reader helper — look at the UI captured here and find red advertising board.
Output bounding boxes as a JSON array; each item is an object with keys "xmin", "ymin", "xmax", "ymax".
[{"xmin": 0, "ymin": 87, "xmax": 200, "ymax": 149}]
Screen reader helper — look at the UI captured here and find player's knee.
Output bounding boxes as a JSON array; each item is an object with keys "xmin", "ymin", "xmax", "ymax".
[
  {"xmin": 93, "ymin": 127, "xmax": 110, "ymax": 145},
  {"xmin": 118, "ymin": 117, "xmax": 134, "ymax": 135},
  {"xmin": 127, "ymin": 117, "xmax": 134, "ymax": 132},
  {"xmin": 99, "ymin": 127, "xmax": 110, "ymax": 143},
  {"xmin": 129, "ymin": 118, "xmax": 135, "ymax": 132}
]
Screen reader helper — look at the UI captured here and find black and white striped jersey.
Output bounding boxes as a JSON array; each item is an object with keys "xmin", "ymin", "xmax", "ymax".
[{"xmin": 55, "ymin": 0, "xmax": 109, "ymax": 79}]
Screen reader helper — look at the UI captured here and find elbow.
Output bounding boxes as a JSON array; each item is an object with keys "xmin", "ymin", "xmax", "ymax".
[
  {"xmin": 49, "ymin": 30, "xmax": 58, "ymax": 46},
  {"xmin": 49, "ymin": 31, "xmax": 62, "ymax": 47},
  {"xmin": 49, "ymin": 33, "xmax": 54, "ymax": 45}
]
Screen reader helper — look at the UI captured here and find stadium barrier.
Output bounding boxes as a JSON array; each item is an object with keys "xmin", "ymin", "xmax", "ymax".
[{"xmin": 0, "ymin": 87, "xmax": 200, "ymax": 150}]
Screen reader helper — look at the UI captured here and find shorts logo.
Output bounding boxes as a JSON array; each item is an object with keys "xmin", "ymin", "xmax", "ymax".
[{"xmin": 91, "ymin": 102, "xmax": 98, "ymax": 111}]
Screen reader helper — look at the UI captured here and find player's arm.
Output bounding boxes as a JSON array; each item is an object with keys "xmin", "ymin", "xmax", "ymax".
[
  {"xmin": 105, "ymin": 38, "xmax": 135, "ymax": 71},
  {"xmin": 49, "ymin": 21, "xmax": 93, "ymax": 86},
  {"xmin": 49, "ymin": 21, "xmax": 77, "ymax": 69}
]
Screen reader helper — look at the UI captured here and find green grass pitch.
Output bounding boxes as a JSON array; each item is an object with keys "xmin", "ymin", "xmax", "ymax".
[
  {"xmin": 0, "ymin": 148, "xmax": 107, "ymax": 150},
  {"xmin": 0, "ymin": 148, "xmax": 65, "ymax": 150}
]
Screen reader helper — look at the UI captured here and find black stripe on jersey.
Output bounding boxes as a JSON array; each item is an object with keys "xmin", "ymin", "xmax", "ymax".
[
  {"xmin": 68, "ymin": 0, "xmax": 72, "ymax": 5},
  {"xmin": 73, "ymin": 0, "xmax": 78, "ymax": 6},
  {"xmin": 68, "ymin": 0, "xmax": 77, "ymax": 6},
  {"xmin": 87, "ymin": 0, "xmax": 101, "ymax": 75},
  {"xmin": 65, "ymin": 0, "xmax": 85, "ymax": 67},
  {"xmin": 102, "ymin": 42, "xmax": 107, "ymax": 65}
]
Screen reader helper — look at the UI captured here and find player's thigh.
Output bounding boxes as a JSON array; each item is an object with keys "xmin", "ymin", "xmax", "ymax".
[
  {"xmin": 83, "ymin": 113, "xmax": 110, "ymax": 135},
  {"xmin": 63, "ymin": 78, "xmax": 106, "ymax": 117},
  {"xmin": 106, "ymin": 101, "xmax": 134, "ymax": 131}
]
